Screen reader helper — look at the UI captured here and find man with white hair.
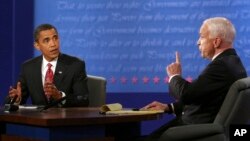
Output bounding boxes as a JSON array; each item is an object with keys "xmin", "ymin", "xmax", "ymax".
[{"xmin": 140, "ymin": 17, "xmax": 247, "ymax": 140}]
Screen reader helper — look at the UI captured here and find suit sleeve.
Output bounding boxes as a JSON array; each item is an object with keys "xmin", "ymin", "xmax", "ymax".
[
  {"xmin": 18, "ymin": 65, "xmax": 30, "ymax": 105},
  {"xmin": 171, "ymin": 101, "xmax": 184, "ymax": 117},
  {"xmin": 169, "ymin": 75, "xmax": 190, "ymax": 100},
  {"xmin": 169, "ymin": 60, "xmax": 236, "ymax": 105},
  {"xmin": 64, "ymin": 60, "xmax": 89, "ymax": 107},
  {"xmin": 4, "ymin": 64, "xmax": 29, "ymax": 105}
]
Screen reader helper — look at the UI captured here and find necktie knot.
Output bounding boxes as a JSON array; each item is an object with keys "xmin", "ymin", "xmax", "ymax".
[{"xmin": 47, "ymin": 63, "xmax": 52, "ymax": 69}]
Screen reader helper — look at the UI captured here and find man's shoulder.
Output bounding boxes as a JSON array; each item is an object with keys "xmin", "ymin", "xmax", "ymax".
[
  {"xmin": 59, "ymin": 53, "xmax": 85, "ymax": 64},
  {"xmin": 215, "ymin": 48, "xmax": 237, "ymax": 60},
  {"xmin": 22, "ymin": 56, "xmax": 42, "ymax": 66}
]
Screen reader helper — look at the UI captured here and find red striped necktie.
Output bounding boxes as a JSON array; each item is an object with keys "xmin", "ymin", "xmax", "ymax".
[
  {"xmin": 45, "ymin": 63, "xmax": 54, "ymax": 83},
  {"xmin": 45, "ymin": 63, "xmax": 53, "ymax": 101}
]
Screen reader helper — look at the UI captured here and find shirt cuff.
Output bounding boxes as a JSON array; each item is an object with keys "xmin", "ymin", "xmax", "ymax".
[
  {"xmin": 12, "ymin": 96, "xmax": 21, "ymax": 105},
  {"xmin": 60, "ymin": 91, "xmax": 66, "ymax": 105},
  {"xmin": 169, "ymin": 74, "xmax": 180, "ymax": 83},
  {"xmin": 165, "ymin": 103, "xmax": 174, "ymax": 114}
]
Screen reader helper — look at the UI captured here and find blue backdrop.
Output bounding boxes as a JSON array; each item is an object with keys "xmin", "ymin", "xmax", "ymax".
[
  {"xmin": 34, "ymin": 0, "xmax": 250, "ymax": 93},
  {"xmin": 1, "ymin": 0, "xmax": 250, "ymax": 135}
]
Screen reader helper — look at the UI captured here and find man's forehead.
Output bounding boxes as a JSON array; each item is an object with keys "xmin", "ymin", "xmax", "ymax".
[
  {"xmin": 39, "ymin": 29, "xmax": 58, "ymax": 38},
  {"xmin": 199, "ymin": 24, "xmax": 208, "ymax": 33}
]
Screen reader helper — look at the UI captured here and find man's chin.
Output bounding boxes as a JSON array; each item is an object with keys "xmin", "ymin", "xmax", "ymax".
[
  {"xmin": 200, "ymin": 54, "xmax": 205, "ymax": 58},
  {"xmin": 49, "ymin": 53, "xmax": 59, "ymax": 59},
  {"xmin": 52, "ymin": 52, "xmax": 60, "ymax": 57}
]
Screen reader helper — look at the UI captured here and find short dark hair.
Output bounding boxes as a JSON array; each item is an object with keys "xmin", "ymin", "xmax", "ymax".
[{"xmin": 34, "ymin": 24, "xmax": 58, "ymax": 42}]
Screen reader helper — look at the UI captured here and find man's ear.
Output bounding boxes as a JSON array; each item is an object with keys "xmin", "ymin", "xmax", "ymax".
[
  {"xmin": 213, "ymin": 37, "xmax": 222, "ymax": 48},
  {"xmin": 34, "ymin": 42, "xmax": 40, "ymax": 50}
]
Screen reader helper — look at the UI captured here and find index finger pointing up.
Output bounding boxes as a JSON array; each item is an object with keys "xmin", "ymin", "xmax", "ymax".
[{"xmin": 175, "ymin": 51, "xmax": 180, "ymax": 63}]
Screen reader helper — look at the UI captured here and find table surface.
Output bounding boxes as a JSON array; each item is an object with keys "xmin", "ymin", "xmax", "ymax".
[{"xmin": 0, "ymin": 107, "xmax": 163, "ymax": 127}]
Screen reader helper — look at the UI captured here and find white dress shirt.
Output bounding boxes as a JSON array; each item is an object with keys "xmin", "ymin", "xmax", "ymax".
[{"xmin": 41, "ymin": 56, "xmax": 66, "ymax": 103}]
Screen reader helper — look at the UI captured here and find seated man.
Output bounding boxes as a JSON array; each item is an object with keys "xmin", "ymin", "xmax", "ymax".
[
  {"xmin": 6, "ymin": 24, "xmax": 89, "ymax": 107},
  {"xmin": 141, "ymin": 17, "xmax": 247, "ymax": 140}
]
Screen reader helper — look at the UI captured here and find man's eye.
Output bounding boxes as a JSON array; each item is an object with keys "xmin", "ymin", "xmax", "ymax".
[
  {"xmin": 43, "ymin": 39, "xmax": 49, "ymax": 43},
  {"xmin": 53, "ymin": 36, "xmax": 58, "ymax": 40}
]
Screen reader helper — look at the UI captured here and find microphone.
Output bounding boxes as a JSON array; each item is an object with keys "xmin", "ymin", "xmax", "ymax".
[{"xmin": 40, "ymin": 96, "xmax": 66, "ymax": 112}]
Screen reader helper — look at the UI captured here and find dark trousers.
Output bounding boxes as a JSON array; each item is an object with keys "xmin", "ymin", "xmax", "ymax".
[{"xmin": 135, "ymin": 117, "xmax": 187, "ymax": 141}]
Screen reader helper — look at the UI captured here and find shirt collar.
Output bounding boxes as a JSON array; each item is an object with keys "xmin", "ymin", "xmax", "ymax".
[
  {"xmin": 212, "ymin": 52, "xmax": 223, "ymax": 61},
  {"xmin": 42, "ymin": 56, "xmax": 58, "ymax": 70}
]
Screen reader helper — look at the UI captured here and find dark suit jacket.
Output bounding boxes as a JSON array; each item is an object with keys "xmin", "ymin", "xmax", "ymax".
[
  {"xmin": 169, "ymin": 48, "xmax": 247, "ymax": 124},
  {"xmin": 10, "ymin": 53, "xmax": 89, "ymax": 107}
]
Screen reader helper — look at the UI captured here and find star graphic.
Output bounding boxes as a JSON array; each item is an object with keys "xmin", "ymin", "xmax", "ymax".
[
  {"xmin": 132, "ymin": 76, "xmax": 138, "ymax": 84},
  {"xmin": 142, "ymin": 76, "xmax": 150, "ymax": 84},
  {"xmin": 164, "ymin": 76, "xmax": 169, "ymax": 83},
  {"xmin": 120, "ymin": 76, "xmax": 127, "ymax": 84},
  {"xmin": 110, "ymin": 76, "xmax": 116, "ymax": 84},
  {"xmin": 153, "ymin": 76, "xmax": 160, "ymax": 84},
  {"xmin": 186, "ymin": 76, "xmax": 193, "ymax": 82}
]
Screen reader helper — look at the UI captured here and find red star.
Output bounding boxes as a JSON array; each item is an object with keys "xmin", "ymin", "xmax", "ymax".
[
  {"xmin": 132, "ymin": 76, "xmax": 138, "ymax": 84},
  {"xmin": 164, "ymin": 76, "xmax": 169, "ymax": 83},
  {"xmin": 120, "ymin": 76, "xmax": 127, "ymax": 84},
  {"xmin": 186, "ymin": 76, "xmax": 193, "ymax": 82},
  {"xmin": 142, "ymin": 76, "xmax": 150, "ymax": 84},
  {"xmin": 110, "ymin": 76, "xmax": 116, "ymax": 84},
  {"xmin": 153, "ymin": 76, "xmax": 160, "ymax": 84}
]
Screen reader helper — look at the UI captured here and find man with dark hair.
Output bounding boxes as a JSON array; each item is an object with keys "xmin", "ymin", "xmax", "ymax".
[{"xmin": 7, "ymin": 24, "xmax": 89, "ymax": 107}]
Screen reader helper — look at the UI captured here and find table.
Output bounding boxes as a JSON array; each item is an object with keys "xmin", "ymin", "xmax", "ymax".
[{"xmin": 0, "ymin": 107, "xmax": 162, "ymax": 141}]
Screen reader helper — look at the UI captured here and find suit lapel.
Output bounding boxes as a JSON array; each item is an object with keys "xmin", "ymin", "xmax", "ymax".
[{"xmin": 54, "ymin": 54, "xmax": 68, "ymax": 88}]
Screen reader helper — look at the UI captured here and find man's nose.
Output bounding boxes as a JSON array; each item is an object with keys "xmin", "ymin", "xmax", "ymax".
[
  {"xmin": 196, "ymin": 39, "xmax": 200, "ymax": 46},
  {"xmin": 49, "ymin": 40, "xmax": 56, "ymax": 46}
]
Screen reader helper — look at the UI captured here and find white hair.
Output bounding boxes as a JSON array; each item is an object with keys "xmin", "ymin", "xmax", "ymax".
[{"xmin": 203, "ymin": 17, "xmax": 236, "ymax": 43}]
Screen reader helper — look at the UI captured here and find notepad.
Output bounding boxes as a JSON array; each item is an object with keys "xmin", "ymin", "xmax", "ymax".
[
  {"xmin": 99, "ymin": 103, "xmax": 164, "ymax": 115},
  {"xmin": 18, "ymin": 105, "xmax": 45, "ymax": 110},
  {"xmin": 19, "ymin": 105, "xmax": 39, "ymax": 109}
]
